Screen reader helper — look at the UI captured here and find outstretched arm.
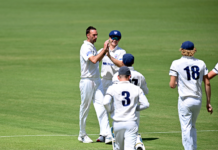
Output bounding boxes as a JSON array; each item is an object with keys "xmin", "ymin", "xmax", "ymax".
[
  {"xmin": 89, "ymin": 40, "xmax": 109, "ymax": 64},
  {"xmin": 208, "ymin": 70, "xmax": 217, "ymax": 80},
  {"xmin": 203, "ymin": 75, "xmax": 213, "ymax": 114},
  {"xmin": 106, "ymin": 52, "xmax": 124, "ymax": 67}
]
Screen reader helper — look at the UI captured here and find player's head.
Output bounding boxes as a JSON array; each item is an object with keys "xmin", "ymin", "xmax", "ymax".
[
  {"xmin": 109, "ymin": 30, "xmax": 121, "ymax": 47},
  {"xmin": 118, "ymin": 66, "xmax": 131, "ymax": 81},
  {"xmin": 179, "ymin": 41, "xmax": 197, "ymax": 57},
  {"xmin": 86, "ymin": 26, "xmax": 98, "ymax": 44},
  {"xmin": 123, "ymin": 54, "xmax": 134, "ymax": 67}
]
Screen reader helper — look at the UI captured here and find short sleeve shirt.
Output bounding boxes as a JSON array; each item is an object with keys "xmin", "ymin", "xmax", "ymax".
[
  {"xmin": 80, "ymin": 40, "xmax": 100, "ymax": 78},
  {"xmin": 98, "ymin": 46, "xmax": 126, "ymax": 80},
  {"xmin": 212, "ymin": 63, "xmax": 218, "ymax": 74},
  {"xmin": 169, "ymin": 56, "xmax": 208, "ymax": 98}
]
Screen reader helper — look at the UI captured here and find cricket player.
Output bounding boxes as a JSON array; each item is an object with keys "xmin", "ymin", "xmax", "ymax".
[
  {"xmin": 169, "ymin": 41, "xmax": 213, "ymax": 150},
  {"xmin": 112, "ymin": 53, "xmax": 148, "ymax": 150},
  {"xmin": 79, "ymin": 26, "xmax": 112, "ymax": 143},
  {"xmin": 98, "ymin": 30, "xmax": 126, "ymax": 95},
  {"xmin": 208, "ymin": 63, "xmax": 218, "ymax": 79},
  {"xmin": 104, "ymin": 66, "xmax": 150, "ymax": 150}
]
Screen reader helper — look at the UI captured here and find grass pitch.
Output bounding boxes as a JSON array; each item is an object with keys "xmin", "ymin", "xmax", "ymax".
[{"xmin": 0, "ymin": 0, "xmax": 218, "ymax": 149}]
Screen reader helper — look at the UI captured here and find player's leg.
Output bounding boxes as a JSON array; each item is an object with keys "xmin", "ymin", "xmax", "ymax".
[
  {"xmin": 190, "ymin": 98, "xmax": 201, "ymax": 150},
  {"xmin": 135, "ymin": 111, "xmax": 145, "ymax": 150},
  {"xmin": 178, "ymin": 97, "xmax": 196, "ymax": 150},
  {"xmin": 124, "ymin": 121, "xmax": 138, "ymax": 150},
  {"xmin": 93, "ymin": 78, "xmax": 111, "ymax": 142},
  {"xmin": 113, "ymin": 122, "xmax": 125, "ymax": 150},
  {"xmin": 79, "ymin": 79, "xmax": 95, "ymax": 142},
  {"xmin": 102, "ymin": 78, "xmax": 113, "ymax": 95}
]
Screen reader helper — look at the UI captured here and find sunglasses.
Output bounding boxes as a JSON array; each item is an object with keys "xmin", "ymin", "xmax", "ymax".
[{"xmin": 110, "ymin": 36, "xmax": 120, "ymax": 40}]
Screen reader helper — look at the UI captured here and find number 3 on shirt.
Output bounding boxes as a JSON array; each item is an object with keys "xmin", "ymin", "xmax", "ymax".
[
  {"xmin": 122, "ymin": 91, "xmax": 130, "ymax": 106},
  {"xmin": 184, "ymin": 66, "xmax": 200, "ymax": 80}
]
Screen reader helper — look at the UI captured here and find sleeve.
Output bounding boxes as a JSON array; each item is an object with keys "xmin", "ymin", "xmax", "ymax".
[
  {"xmin": 140, "ymin": 76, "xmax": 149, "ymax": 95},
  {"xmin": 112, "ymin": 73, "xmax": 119, "ymax": 83},
  {"xmin": 97, "ymin": 48, "xmax": 103, "ymax": 54},
  {"xmin": 103, "ymin": 86, "xmax": 114, "ymax": 113},
  {"xmin": 169, "ymin": 61, "xmax": 178, "ymax": 76},
  {"xmin": 80, "ymin": 45, "xmax": 94, "ymax": 61},
  {"xmin": 203, "ymin": 62, "xmax": 209, "ymax": 75},
  {"xmin": 136, "ymin": 88, "xmax": 150, "ymax": 111},
  {"xmin": 212, "ymin": 63, "xmax": 218, "ymax": 74}
]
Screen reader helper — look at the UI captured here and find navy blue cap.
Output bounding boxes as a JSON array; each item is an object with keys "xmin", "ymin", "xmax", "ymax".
[
  {"xmin": 123, "ymin": 54, "xmax": 134, "ymax": 66},
  {"xmin": 181, "ymin": 41, "xmax": 194, "ymax": 50},
  {"xmin": 119, "ymin": 66, "xmax": 131, "ymax": 76},
  {"xmin": 109, "ymin": 30, "xmax": 121, "ymax": 40}
]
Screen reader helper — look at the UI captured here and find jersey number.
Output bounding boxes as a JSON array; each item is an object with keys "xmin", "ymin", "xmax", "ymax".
[
  {"xmin": 121, "ymin": 91, "xmax": 130, "ymax": 106},
  {"xmin": 129, "ymin": 79, "xmax": 138, "ymax": 85},
  {"xmin": 184, "ymin": 66, "xmax": 200, "ymax": 80}
]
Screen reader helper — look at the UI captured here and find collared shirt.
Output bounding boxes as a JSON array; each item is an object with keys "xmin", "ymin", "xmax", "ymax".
[
  {"xmin": 212, "ymin": 63, "xmax": 218, "ymax": 74},
  {"xmin": 80, "ymin": 40, "xmax": 100, "ymax": 78},
  {"xmin": 169, "ymin": 56, "xmax": 208, "ymax": 98},
  {"xmin": 98, "ymin": 45, "xmax": 126, "ymax": 80},
  {"xmin": 112, "ymin": 67, "xmax": 149, "ymax": 95},
  {"xmin": 103, "ymin": 81, "xmax": 149, "ymax": 122}
]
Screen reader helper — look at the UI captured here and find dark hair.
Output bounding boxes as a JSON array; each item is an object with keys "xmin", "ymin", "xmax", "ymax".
[
  {"xmin": 86, "ymin": 26, "xmax": 96, "ymax": 36},
  {"xmin": 118, "ymin": 75, "xmax": 130, "ymax": 79}
]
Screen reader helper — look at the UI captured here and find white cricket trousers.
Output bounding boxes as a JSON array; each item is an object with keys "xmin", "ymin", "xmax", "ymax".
[
  {"xmin": 113, "ymin": 121, "xmax": 138, "ymax": 150},
  {"xmin": 79, "ymin": 77, "xmax": 110, "ymax": 137},
  {"xmin": 178, "ymin": 97, "xmax": 202, "ymax": 150},
  {"xmin": 101, "ymin": 78, "xmax": 113, "ymax": 95}
]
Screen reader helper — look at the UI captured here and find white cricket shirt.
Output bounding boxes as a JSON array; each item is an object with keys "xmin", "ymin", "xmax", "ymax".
[
  {"xmin": 112, "ymin": 67, "xmax": 149, "ymax": 95},
  {"xmin": 80, "ymin": 40, "xmax": 100, "ymax": 78},
  {"xmin": 212, "ymin": 63, "xmax": 218, "ymax": 74},
  {"xmin": 169, "ymin": 56, "xmax": 208, "ymax": 98},
  {"xmin": 98, "ymin": 46, "xmax": 126, "ymax": 80},
  {"xmin": 103, "ymin": 81, "xmax": 149, "ymax": 122}
]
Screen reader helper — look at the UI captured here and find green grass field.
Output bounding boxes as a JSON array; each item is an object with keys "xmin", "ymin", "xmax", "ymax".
[{"xmin": 0, "ymin": 0, "xmax": 218, "ymax": 149}]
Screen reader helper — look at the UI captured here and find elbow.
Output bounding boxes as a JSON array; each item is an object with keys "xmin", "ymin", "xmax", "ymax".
[{"xmin": 169, "ymin": 83, "xmax": 176, "ymax": 89}]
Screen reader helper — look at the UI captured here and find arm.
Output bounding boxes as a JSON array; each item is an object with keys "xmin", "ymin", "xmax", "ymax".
[
  {"xmin": 208, "ymin": 70, "xmax": 217, "ymax": 80},
  {"xmin": 136, "ymin": 90, "xmax": 149, "ymax": 111},
  {"xmin": 141, "ymin": 77, "xmax": 149, "ymax": 95},
  {"xmin": 106, "ymin": 52, "xmax": 124, "ymax": 67},
  {"xmin": 203, "ymin": 75, "xmax": 213, "ymax": 114},
  {"xmin": 103, "ymin": 94, "xmax": 113, "ymax": 113},
  {"xmin": 89, "ymin": 40, "xmax": 109, "ymax": 64},
  {"xmin": 169, "ymin": 76, "xmax": 177, "ymax": 89}
]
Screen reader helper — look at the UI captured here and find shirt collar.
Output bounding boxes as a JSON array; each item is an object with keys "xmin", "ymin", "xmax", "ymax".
[
  {"xmin": 109, "ymin": 45, "xmax": 119, "ymax": 52},
  {"xmin": 118, "ymin": 81, "xmax": 130, "ymax": 84},
  {"xmin": 128, "ymin": 66, "xmax": 134, "ymax": 71},
  {"xmin": 181, "ymin": 56, "xmax": 195, "ymax": 59},
  {"xmin": 84, "ymin": 40, "xmax": 95, "ymax": 48}
]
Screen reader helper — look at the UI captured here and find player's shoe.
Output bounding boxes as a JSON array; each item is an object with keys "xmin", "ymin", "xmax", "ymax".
[
  {"xmin": 96, "ymin": 135, "xmax": 105, "ymax": 142},
  {"xmin": 111, "ymin": 127, "xmax": 116, "ymax": 150},
  {"xmin": 105, "ymin": 134, "xmax": 112, "ymax": 144},
  {"xmin": 78, "ymin": 135, "xmax": 93, "ymax": 143},
  {"xmin": 135, "ymin": 134, "xmax": 145, "ymax": 150}
]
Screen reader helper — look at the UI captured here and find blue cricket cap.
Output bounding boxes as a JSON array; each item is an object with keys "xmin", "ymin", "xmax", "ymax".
[
  {"xmin": 109, "ymin": 30, "xmax": 121, "ymax": 40},
  {"xmin": 181, "ymin": 41, "xmax": 194, "ymax": 50},
  {"xmin": 119, "ymin": 66, "xmax": 131, "ymax": 76},
  {"xmin": 123, "ymin": 53, "xmax": 134, "ymax": 66}
]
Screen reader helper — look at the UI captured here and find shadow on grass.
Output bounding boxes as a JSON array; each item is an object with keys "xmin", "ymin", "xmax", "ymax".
[{"xmin": 142, "ymin": 138, "xmax": 159, "ymax": 141}]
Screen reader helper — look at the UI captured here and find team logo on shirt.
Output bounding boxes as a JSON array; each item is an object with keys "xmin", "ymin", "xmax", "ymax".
[
  {"xmin": 86, "ymin": 51, "xmax": 92, "ymax": 56},
  {"xmin": 114, "ymin": 54, "xmax": 118, "ymax": 59}
]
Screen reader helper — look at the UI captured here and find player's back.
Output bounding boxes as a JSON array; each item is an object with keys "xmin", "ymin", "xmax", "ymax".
[
  {"xmin": 108, "ymin": 81, "xmax": 142, "ymax": 122},
  {"xmin": 170, "ymin": 56, "xmax": 208, "ymax": 98},
  {"xmin": 112, "ymin": 67, "xmax": 149, "ymax": 94}
]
